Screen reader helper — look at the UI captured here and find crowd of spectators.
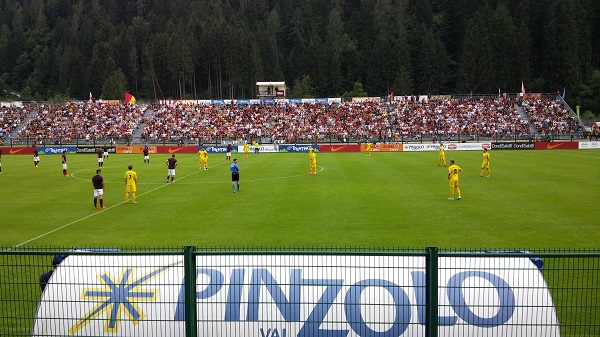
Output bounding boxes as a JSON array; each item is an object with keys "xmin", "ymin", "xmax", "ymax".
[
  {"xmin": 385, "ymin": 97, "xmax": 531, "ymax": 142},
  {"xmin": 140, "ymin": 97, "xmax": 534, "ymax": 143},
  {"xmin": 5, "ymin": 97, "xmax": 583, "ymax": 144},
  {"xmin": 0, "ymin": 106, "xmax": 32, "ymax": 144},
  {"xmin": 524, "ymin": 98, "xmax": 582, "ymax": 137},
  {"xmin": 16, "ymin": 102, "xmax": 146, "ymax": 144}
]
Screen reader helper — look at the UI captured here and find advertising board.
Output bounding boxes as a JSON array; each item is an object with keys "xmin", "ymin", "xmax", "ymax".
[
  {"xmin": 401, "ymin": 143, "xmax": 489, "ymax": 152},
  {"xmin": 33, "ymin": 255, "xmax": 559, "ymax": 337},
  {"xmin": 115, "ymin": 146, "xmax": 157, "ymax": 154},
  {"xmin": 76, "ymin": 147, "xmax": 117, "ymax": 154},
  {"xmin": 362, "ymin": 143, "xmax": 403, "ymax": 152},
  {"xmin": 319, "ymin": 144, "xmax": 361, "ymax": 152},
  {"xmin": 534, "ymin": 142, "xmax": 578, "ymax": 150},
  {"xmin": 578, "ymin": 141, "xmax": 600, "ymax": 150},
  {"xmin": 0, "ymin": 146, "xmax": 36, "ymax": 155},
  {"xmin": 38, "ymin": 146, "xmax": 77, "ymax": 155},
  {"xmin": 155, "ymin": 146, "xmax": 199, "ymax": 154},
  {"xmin": 278, "ymin": 144, "xmax": 319, "ymax": 153},
  {"xmin": 491, "ymin": 142, "xmax": 535, "ymax": 150}
]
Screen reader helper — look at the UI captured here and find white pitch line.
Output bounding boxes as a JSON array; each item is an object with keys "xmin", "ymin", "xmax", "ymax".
[
  {"xmin": 11, "ymin": 163, "xmax": 221, "ymax": 249},
  {"xmin": 10, "ymin": 162, "xmax": 323, "ymax": 248}
]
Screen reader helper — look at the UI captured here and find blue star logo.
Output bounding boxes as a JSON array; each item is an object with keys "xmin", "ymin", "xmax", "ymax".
[{"xmin": 69, "ymin": 261, "xmax": 181, "ymax": 334}]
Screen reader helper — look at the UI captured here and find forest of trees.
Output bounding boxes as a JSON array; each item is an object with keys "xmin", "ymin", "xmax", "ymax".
[{"xmin": 0, "ymin": 0, "xmax": 599, "ymax": 116}]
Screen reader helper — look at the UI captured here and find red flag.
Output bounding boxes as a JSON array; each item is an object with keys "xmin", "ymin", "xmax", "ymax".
[{"xmin": 124, "ymin": 93, "xmax": 136, "ymax": 105}]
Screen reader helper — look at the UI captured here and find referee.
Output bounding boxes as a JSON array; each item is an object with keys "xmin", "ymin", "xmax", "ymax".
[{"xmin": 230, "ymin": 158, "xmax": 240, "ymax": 193}]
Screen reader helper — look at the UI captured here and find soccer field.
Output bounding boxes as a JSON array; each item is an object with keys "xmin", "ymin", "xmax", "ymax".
[{"xmin": 1, "ymin": 149, "xmax": 599, "ymax": 249}]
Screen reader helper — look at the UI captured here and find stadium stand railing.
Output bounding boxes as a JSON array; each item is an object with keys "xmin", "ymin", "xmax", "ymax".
[{"xmin": 0, "ymin": 246, "xmax": 598, "ymax": 337}]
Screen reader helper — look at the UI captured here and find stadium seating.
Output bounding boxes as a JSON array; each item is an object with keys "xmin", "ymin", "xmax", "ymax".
[{"xmin": 6, "ymin": 97, "xmax": 584, "ymax": 144}]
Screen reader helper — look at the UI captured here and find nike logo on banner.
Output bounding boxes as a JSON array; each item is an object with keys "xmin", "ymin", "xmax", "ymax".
[
  {"xmin": 331, "ymin": 146, "xmax": 346, "ymax": 152},
  {"xmin": 546, "ymin": 143, "xmax": 564, "ymax": 150},
  {"xmin": 9, "ymin": 148, "xmax": 24, "ymax": 154},
  {"xmin": 168, "ymin": 148, "xmax": 183, "ymax": 153}
]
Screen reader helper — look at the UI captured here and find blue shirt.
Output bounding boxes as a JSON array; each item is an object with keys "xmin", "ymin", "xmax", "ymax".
[{"xmin": 230, "ymin": 162, "xmax": 239, "ymax": 173}]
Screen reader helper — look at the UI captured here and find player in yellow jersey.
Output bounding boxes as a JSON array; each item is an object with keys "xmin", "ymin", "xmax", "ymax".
[
  {"xmin": 308, "ymin": 148, "xmax": 317, "ymax": 175},
  {"xmin": 437, "ymin": 142, "xmax": 446, "ymax": 166},
  {"xmin": 243, "ymin": 142, "xmax": 250, "ymax": 158},
  {"xmin": 366, "ymin": 141, "xmax": 372, "ymax": 156},
  {"xmin": 198, "ymin": 147, "xmax": 208, "ymax": 170},
  {"xmin": 124, "ymin": 165, "xmax": 138, "ymax": 204},
  {"xmin": 447, "ymin": 159, "xmax": 462, "ymax": 200},
  {"xmin": 479, "ymin": 148, "xmax": 490, "ymax": 177}
]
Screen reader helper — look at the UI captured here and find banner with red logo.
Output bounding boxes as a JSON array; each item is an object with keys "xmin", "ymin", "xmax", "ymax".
[
  {"xmin": 534, "ymin": 142, "xmax": 578, "ymax": 150},
  {"xmin": 0, "ymin": 147, "xmax": 36, "ymax": 155},
  {"xmin": 156, "ymin": 146, "xmax": 199, "ymax": 154},
  {"xmin": 319, "ymin": 144, "xmax": 361, "ymax": 152}
]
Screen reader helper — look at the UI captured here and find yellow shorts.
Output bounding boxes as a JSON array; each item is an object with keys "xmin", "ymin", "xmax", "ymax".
[{"xmin": 449, "ymin": 178, "xmax": 459, "ymax": 188}]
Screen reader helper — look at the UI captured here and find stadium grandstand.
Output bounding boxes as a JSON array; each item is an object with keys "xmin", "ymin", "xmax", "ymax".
[{"xmin": 0, "ymin": 94, "xmax": 586, "ymax": 147}]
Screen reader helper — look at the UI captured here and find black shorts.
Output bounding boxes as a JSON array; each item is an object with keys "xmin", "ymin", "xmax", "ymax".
[{"xmin": 231, "ymin": 172, "xmax": 239, "ymax": 181}]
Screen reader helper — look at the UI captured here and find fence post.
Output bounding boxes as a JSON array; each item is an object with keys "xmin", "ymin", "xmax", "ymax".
[
  {"xmin": 184, "ymin": 246, "xmax": 197, "ymax": 337},
  {"xmin": 425, "ymin": 246, "xmax": 438, "ymax": 337}
]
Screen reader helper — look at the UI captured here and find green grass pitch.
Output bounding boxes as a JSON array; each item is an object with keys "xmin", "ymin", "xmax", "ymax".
[{"xmin": 1, "ymin": 149, "xmax": 599, "ymax": 249}]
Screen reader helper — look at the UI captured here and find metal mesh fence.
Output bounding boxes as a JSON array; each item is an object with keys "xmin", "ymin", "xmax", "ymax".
[{"xmin": 0, "ymin": 247, "xmax": 598, "ymax": 337}]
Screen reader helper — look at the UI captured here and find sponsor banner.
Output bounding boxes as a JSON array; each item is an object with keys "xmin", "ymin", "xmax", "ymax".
[
  {"xmin": 156, "ymin": 146, "xmax": 199, "ymax": 154},
  {"xmin": 491, "ymin": 142, "xmax": 515, "ymax": 150},
  {"xmin": 76, "ymin": 147, "xmax": 117, "ymax": 154},
  {"xmin": 199, "ymin": 145, "xmax": 237, "ymax": 154},
  {"xmin": 578, "ymin": 141, "xmax": 600, "ymax": 150},
  {"xmin": 158, "ymin": 100, "xmax": 181, "ymax": 106},
  {"xmin": 491, "ymin": 142, "xmax": 535, "ymax": 150},
  {"xmin": 319, "ymin": 144, "xmax": 361, "ymax": 152},
  {"xmin": 278, "ymin": 144, "xmax": 320, "ymax": 153},
  {"xmin": 513, "ymin": 142, "xmax": 535, "ymax": 150},
  {"xmin": 1, "ymin": 101, "xmax": 24, "ymax": 107},
  {"xmin": 234, "ymin": 145, "xmax": 279, "ymax": 153},
  {"xmin": 367, "ymin": 143, "xmax": 403, "ymax": 152},
  {"xmin": 33, "ymin": 255, "xmax": 559, "ymax": 337},
  {"xmin": 356, "ymin": 143, "xmax": 404, "ymax": 152},
  {"xmin": 402, "ymin": 143, "xmax": 490, "ymax": 152},
  {"xmin": 445, "ymin": 142, "xmax": 490, "ymax": 151},
  {"xmin": 351, "ymin": 96, "xmax": 381, "ymax": 102},
  {"xmin": 0, "ymin": 147, "xmax": 36, "ymax": 155},
  {"xmin": 38, "ymin": 146, "xmax": 77, "ymax": 155},
  {"xmin": 115, "ymin": 146, "xmax": 158, "ymax": 154},
  {"xmin": 535, "ymin": 141, "xmax": 578, "ymax": 150},
  {"xmin": 402, "ymin": 143, "xmax": 440, "ymax": 152}
]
